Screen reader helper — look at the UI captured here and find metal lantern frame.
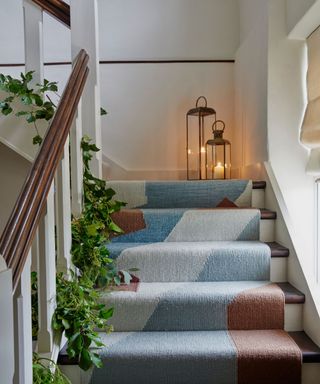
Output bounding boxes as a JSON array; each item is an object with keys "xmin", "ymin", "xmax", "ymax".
[
  {"xmin": 186, "ymin": 96, "xmax": 216, "ymax": 180},
  {"xmin": 205, "ymin": 120, "xmax": 231, "ymax": 180}
]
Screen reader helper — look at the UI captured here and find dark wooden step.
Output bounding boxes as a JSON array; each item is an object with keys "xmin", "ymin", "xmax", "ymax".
[
  {"xmin": 59, "ymin": 331, "xmax": 320, "ymax": 365},
  {"xmin": 267, "ymin": 242, "xmax": 290, "ymax": 258},
  {"xmin": 260, "ymin": 208, "xmax": 277, "ymax": 220},
  {"xmin": 253, "ymin": 181, "xmax": 267, "ymax": 190},
  {"xmin": 289, "ymin": 332, "xmax": 320, "ymax": 363},
  {"xmin": 277, "ymin": 283, "xmax": 305, "ymax": 304}
]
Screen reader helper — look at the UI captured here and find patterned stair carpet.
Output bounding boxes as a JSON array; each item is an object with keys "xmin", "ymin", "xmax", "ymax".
[{"xmin": 90, "ymin": 180, "xmax": 302, "ymax": 384}]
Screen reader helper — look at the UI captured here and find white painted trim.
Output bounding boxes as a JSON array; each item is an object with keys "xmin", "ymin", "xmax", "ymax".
[
  {"xmin": 0, "ymin": 267, "xmax": 14, "ymax": 384},
  {"xmin": 0, "ymin": 137, "xmax": 33, "ymax": 163},
  {"xmin": 264, "ymin": 161, "xmax": 320, "ymax": 323},
  {"xmin": 288, "ymin": 0, "xmax": 320, "ymax": 40}
]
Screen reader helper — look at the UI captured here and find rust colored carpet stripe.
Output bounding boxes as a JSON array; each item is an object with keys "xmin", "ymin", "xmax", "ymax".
[
  {"xmin": 228, "ymin": 283, "xmax": 285, "ymax": 330},
  {"xmin": 230, "ymin": 330, "xmax": 302, "ymax": 384},
  {"xmin": 111, "ymin": 210, "xmax": 146, "ymax": 236}
]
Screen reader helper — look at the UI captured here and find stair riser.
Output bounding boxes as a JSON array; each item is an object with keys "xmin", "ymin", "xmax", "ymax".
[
  {"xmin": 260, "ymin": 219, "xmax": 275, "ymax": 242},
  {"xmin": 252, "ymin": 189, "xmax": 265, "ymax": 208},
  {"xmin": 285, "ymin": 304, "xmax": 303, "ymax": 332},
  {"xmin": 302, "ymin": 364, "xmax": 320, "ymax": 384},
  {"xmin": 270, "ymin": 257, "xmax": 287, "ymax": 282},
  {"xmin": 105, "ymin": 303, "xmax": 302, "ymax": 332}
]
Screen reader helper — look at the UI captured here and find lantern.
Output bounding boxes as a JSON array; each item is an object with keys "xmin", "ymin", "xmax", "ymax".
[
  {"xmin": 205, "ymin": 120, "xmax": 231, "ymax": 179},
  {"xmin": 186, "ymin": 96, "xmax": 216, "ymax": 180}
]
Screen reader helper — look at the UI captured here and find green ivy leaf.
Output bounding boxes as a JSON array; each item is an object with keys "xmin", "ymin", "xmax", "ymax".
[
  {"xmin": 33, "ymin": 135, "xmax": 43, "ymax": 145},
  {"xmin": 100, "ymin": 107, "xmax": 107, "ymax": 116}
]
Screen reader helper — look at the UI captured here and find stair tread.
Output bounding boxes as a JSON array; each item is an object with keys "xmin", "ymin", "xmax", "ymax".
[
  {"xmin": 253, "ymin": 180, "xmax": 267, "ymax": 189},
  {"xmin": 289, "ymin": 331, "xmax": 320, "ymax": 363},
  {"xmin": 58, "ymin": 330, "xmax": 319, "ymax": 365},
  {"xmin": 267, "ymin": 242, "xmax": 290, "ymax": 258},
  {"xmin": 104, "ymin": 281, "xmax": 304, "ymax": 305}
]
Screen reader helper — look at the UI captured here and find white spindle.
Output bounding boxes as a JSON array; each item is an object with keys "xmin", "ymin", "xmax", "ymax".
[
  {"xmin": 70, "ymin": 0, "xmax": 102, "ymax": 178},
  {"xmin": 37, "ymin": 184, "xmax": 56, "ymax": 353},
  {"xmin": 55, "ymin": 138, "xmax": 72, "ymax": 274},
  {"xmin": 0, "ymin": 257, "xmax": 15, "ymax": 384},
  {"xmin": 70, "ymin": 100, "xmax": 84, "ymax": 216},
  {"xmin": 23, "ymin": 0, "xmax": 44, "ymax": 84},
  {"xmin": 13, "ymin": 253, "xmax": 33, "ymax": 384}
]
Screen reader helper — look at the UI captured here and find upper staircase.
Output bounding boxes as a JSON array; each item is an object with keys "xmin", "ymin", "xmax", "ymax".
[{"xmin": 59, "ymin": 179, "xmax": 320, "ymax": 384}]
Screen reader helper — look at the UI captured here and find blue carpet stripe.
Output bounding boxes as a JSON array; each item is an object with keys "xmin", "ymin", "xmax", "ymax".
[{"xmin": 90, "ymin": 331, "xmax": 237, "ymax": 384}]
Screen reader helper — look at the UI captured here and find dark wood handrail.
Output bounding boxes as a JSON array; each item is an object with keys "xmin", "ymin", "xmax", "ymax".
[
  {"xmin": 0, "ymin": 49, "xmax": 89, "ymax": 291},
  {"xmin": 32, "ymin": 0, "xmax": 70, "ymax": 28}
]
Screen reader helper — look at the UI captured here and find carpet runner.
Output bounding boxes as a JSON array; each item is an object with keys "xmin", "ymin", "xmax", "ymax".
[{"xmin": 90, "ymin": 180, "xmax": 302, "ymax": 384}]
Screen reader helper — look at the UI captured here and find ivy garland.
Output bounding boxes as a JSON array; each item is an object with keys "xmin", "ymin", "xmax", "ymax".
[{"xmin": 0, "ymin": 71, "xmax": 130, "ymax": 377}]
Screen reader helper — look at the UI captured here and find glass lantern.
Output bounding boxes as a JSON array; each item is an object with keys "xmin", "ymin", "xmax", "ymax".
[
  {"xmin": 205, "ymin": 120, "xmax": 231, "ymax": 180},
  {"xmin": 186, "ymin": 96, "xmax": 216, "ymax": 180}
]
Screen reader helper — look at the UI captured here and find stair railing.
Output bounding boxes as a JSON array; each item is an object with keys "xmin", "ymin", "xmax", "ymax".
[
  {"xmin": 31, "ymin": 0, "xmax": 70, "ymax": 27},
  {"xmin": 0, "ymin": 48, "xmax": 89, "ymax": 384}
]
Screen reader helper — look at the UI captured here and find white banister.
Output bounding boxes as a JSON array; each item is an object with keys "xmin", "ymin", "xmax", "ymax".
[
  {"xmin": 70, "ymin": 100, "xmax": 84, "ymax": 217},
  {"xmin": 70, "ymin": 0, "xmax": 102, "ymax": 178},
  {"xmin": 55, "ymin": 137, "xmax": 72, "ymax": 274},
  {"xmin": 13, "ymin": 253, "xmax": 33, "ymax": 384},
  {"xmin": 0, "ymin": 256, "xmax": 15, "ymax": 384},
  {"xmin": 37, "ymin": 184, "xmax": 56, "ymax": 353}
]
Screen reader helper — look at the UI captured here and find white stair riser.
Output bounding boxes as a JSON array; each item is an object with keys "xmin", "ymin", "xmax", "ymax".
[
  {"xmin": 260, "ymin": 219, "xmax": 275, "ymax": 242},
  {"xmin": 285, "ymin": 304, "xmax": 303, "ymax": 332},
  {"xmin": 302, "ymin": 364, "xmax": 320, "ymax": 384},
  {"xmin": 271, "ymin": 257, "xmax": 287, "ymax": 282},
  {"xmin": 252, "ymin": 189, "xmax": 265, "ymax": 208}
]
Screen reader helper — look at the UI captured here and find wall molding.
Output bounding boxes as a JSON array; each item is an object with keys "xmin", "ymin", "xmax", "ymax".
[{"xmin": 0, "ymin": 59, "xmax": 235, "ymax": 68}]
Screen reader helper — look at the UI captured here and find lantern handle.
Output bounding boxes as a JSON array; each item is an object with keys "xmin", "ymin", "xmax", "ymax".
[
  {"xmin": 196, "ymin": 96, "xmax": 208, "ymax": 108},
  {"xmin": 212, "ymin": 120, "xmax": 225, "ymax": 132}
]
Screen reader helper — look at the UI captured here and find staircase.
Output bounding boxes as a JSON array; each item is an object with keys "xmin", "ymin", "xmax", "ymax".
[{"xmin": 59, "ymin": 180, "xmax": 320, "ymax": 384}]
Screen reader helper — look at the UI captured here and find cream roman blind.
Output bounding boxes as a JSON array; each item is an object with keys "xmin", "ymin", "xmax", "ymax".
[{"xmin": 301, "ymin": 26, "xmax": 320, "ymax": 174}]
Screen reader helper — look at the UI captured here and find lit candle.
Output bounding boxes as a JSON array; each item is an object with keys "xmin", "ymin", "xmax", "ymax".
[
  {"xmin": 214, "ymin": 162, "xmax": 224, "ymax": 179},
  {"xmin": 200, "ymin": 146, "xmax": 206, "ymax": 179}
]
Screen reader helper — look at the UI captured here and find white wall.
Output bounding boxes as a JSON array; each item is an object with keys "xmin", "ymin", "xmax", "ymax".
[
  {"xmin": 101, "ymin": 62, "xmax": 234, "ymax": 179},
  {"xmin": 286, "ymin": 0, "xmax": 316, "ymax": 36},
  {"xmin": 268, "ymin": 0, "xmax": 320, "ymax": 341},
  {"xmin": 99, "ymin": 0, "xmax": 239, "ymax": 179},
  {"xmin": 99, "ymin": 0, "xmax": 239, "ymax": 60},
  {"xmin": 232, "ymin": 0, "xmax": 268, "ymax": 178},
  {"xmin": 0, "ymin": 143, "xmax": 30, "ymax": 235},
  {"xmin": 268, "ymin": 0, "xmax": 316, "ymax": 281}
]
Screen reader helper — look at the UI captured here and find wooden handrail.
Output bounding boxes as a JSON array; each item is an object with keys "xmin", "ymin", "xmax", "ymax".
[
  {"xmin": 0, "ymin": 49, "xmax": 89, "ymax": 291},
  {"xmin": 32, "ymin": 0, "xmax": 70, "ymax": 28}
]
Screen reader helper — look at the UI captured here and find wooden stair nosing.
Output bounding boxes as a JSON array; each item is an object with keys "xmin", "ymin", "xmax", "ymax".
[
  {"xmin": 267, "ymin": 242, "xmax": 290, "ymax": 258},
  {"xmin": 278, "ymin": 282, "xmax": 305, "ymax": 304},
  {"xmin": 260, "ymin": 208, "xmax": 277, "ymax": 220},
  {"xmin": 289, "ymin": 332, "xmax": 320, "ymax": 363},
  {"xmin": 253, "ymin": 181, "xmax": 266, "ymax": 190}
]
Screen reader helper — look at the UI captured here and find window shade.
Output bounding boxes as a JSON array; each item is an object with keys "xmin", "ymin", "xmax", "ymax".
[{"xmin": 300, "ymin": 26, "xmax": 320, "ymax": 174}]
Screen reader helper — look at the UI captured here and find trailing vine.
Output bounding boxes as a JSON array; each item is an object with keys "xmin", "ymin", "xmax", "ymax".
[
  {"xmin": 0, "ymin": 71, "xmax": 57, "ymax": 144},
  {"xmin": 0, "ymin": 71, "xmax": 131, "ymax": 376},
  {"xmin": 33, "ymin": 354, "xmax": 71, "ymax": 384}
]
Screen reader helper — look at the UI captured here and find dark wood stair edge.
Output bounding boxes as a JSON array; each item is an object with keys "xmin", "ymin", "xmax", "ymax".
[
  {"xmin": 260, "ymin": 208, "xmax": 277, "ymax": 220},
  {"xmin": 289, "ymin": 332, "xmax": 320, "ymax": 363},
  {"xmin": 253, "ymin": 181, "xmax": 266, "ymax": 189},
  {"xmin": 277, "ymin": 282, "xmax": 305, "ymax": 304},
  {"xmin": 267, "ymin": 242, "xmax": 290, "ymax": 258},
  {"xmin": 58, "ymin": 331, "xmax": 320, "ymax": 365}
]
